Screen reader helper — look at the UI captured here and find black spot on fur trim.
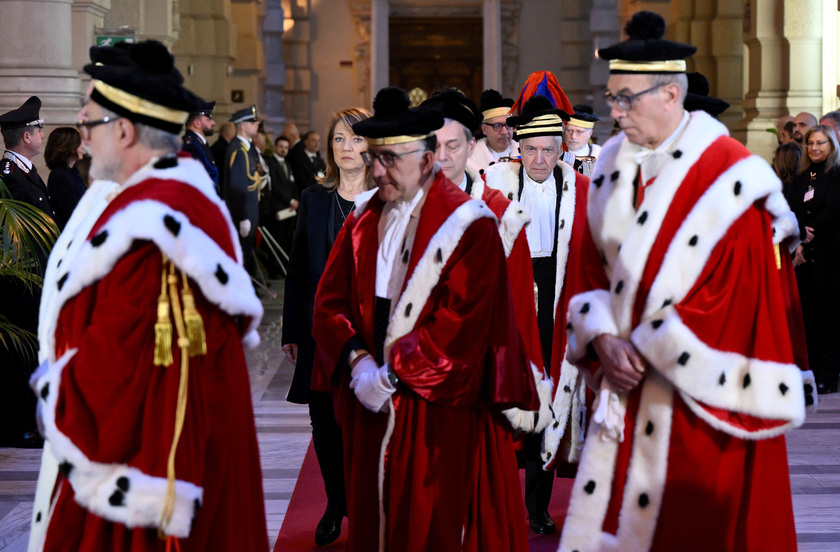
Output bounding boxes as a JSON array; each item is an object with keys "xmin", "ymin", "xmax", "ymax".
[
  {"xmin": 35, "ymin": 511, "xmax": 41, "ymax": 522},
  {"xmin": 59, "ymin": 461, "xmax": 73, "ymax": 478},
  {"xmin": 645, "ymin": 421, "xmax": 654, "ymax": 435},
  {"xmin": 601, "ymin": 251, "xmax": 608, "ymax": 266},
  {"xmin": 779, "ymin": 382, "xmax": 789, "ymax": 396},
  {"xmin": 153, "ymin": 156, "xmax": 177, "ymax": 169},
  {"xmin": 546, "ymin": 451, "xmax": 552, "ymax": 460},
  {"xmin": 719, "ymin": 372, "xmax": 726, "ymax": 386},
  {"xmin": 488, "ymin": 161, "xmax": 495, "ymax": 166},
  {"xmin": 563, "ymin": 182, "xmax": 569, "ymax": 192},
  {"xmin": 508, "ymin": 193, "xmax": 514, "ymax": 200},
  {"xmin": 553, "ymin": 420, "xmax": 560, "ymax": 429},
  {"xmin": 560, "ymin": 219, "xmax": 565, "ymax": 229},
  {"xmin": 584, "ymin": 480, "xmax": 596, "ymax": 494},
  {"xmin": 116, "ymin": 476, "xmax": 130, "ymax": 492},
  {"xmin": 805, "ymin": 394, "xmax": 814, "ymax": 406},
  {"xmin": 215, "ymin": 264, "xmax": 228, "ymax": 284},
  {"xmin": 637, "ymin": 211, "xmax": 648, "ymax": 225},
  {"xmin": 405, "ymin": 303, "xmax": 412, "ymax": 317},
  {"xmin": 615, "ymin": 280, "xmax": 624, "ymax": 294},
  {"xmin": 566, "ymin": 322, "xmax": 572, "ymax": 330},
  {"xmin": 479, "ymin": 169, "xmax": 484, "ymax": 176},
  {"xmin": 593, "ymin": 175, "xmax": 605, "ymax": 188},
  {"xmin": 689, "ymin": 235, "xmax": 698, "ymax": 246},
  {"xmin": 677, "ymin": 352, "xmax": 690, "ymax": 366},
  {"xmin": 57, "ymin": 273, "xmax": 69, "ymax": 291},
  {"xmin": 804, "ymin": 383, "xmax": 814, "ymax": 395},
  {"xmin": 163, "ymin": 215, "xmax": 181, "ymax": 236},
  {"xmin": 610, "ymin": 170, "xmax": 620, "ymax": 182},
  {"xmin": 639, "ymin": 493, "xmax": 650, "ymax": 508},
  {"xmin": 662, "ymin": 298, "xmax": 672, "ymax": 308},
  {"xmin": 57, "ymin": 258, "xmax": 62, "ymax": 268},
  {"xmin": 580, "ymin": 303, "xmax": 590, "ymax": 314},
  {"xmin": 672, "ymin": 150, "xmax": 683, "ymax": 159},
  {"xmin": 402, "ymin": 249, "xmax": 409, "ymax": 264},
  {"xmin": 109, "ymin": 490, "xmax": 125, "ymax": 506},
  {"xmin": 40, "ymin": 383, "xmax": 49, "ymax": 400},
  {"xmin": 652, "ymin": 320, "xmax": 663, "ymax": 329},
  {"xmin": 734, "ymin": 181, "xmax": 742, "ymax": 195},
  {"xmin": 743, "ymin": 373, "xmax": 751, "ymax": 389},
  {"xmin": 91, "ymin": 231, "xmax": 108, "ymax": 247},
  {"xmin": 435, "ymin": 248, "xmax": 443, "ymax": 263},
  {"xmin": 564, "ymin": 385, "xmax": 571, "ymax": 393}
]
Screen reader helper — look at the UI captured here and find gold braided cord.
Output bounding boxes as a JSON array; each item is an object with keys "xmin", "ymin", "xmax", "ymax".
[
  {"xmin": 774, "ymin": 243, "xmax": 782, "ymax": 270},
  {"xmin": 608, "ymin": 59, "xmax": 686, "ymax": 73},
  {"xmin": 94, "ymin": 81, "xmax": 189, "ymax": 125},
  {"xmin": 158, "ymin": 261, "xmax": 191, "ymax": 540},
  {"xmin": 154, "ymin": 256, "xmax": 174, "ymax": 367},
  {"xmin": 180, "ymin": 272, "xmax": 207, "ymax": 357},
  {"xmin": 367, "ymin": 133, "xmax": 434, "ymax": 146}
]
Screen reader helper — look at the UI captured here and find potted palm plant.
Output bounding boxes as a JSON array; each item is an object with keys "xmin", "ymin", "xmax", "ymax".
[{"xmin": 0, "ymin": 178, "xmax": 58, "ymax": 361}]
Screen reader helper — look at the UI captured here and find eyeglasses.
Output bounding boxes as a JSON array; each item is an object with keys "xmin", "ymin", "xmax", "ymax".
[
  {"xmin": 361, "ymin": 149, "xmax": 420, "ymax": 168},
  {"xmin": 807, "ymin": 140, "xmax": 829, "ymax": 148},
  {"xmin": 482, "ymin": 122, "xmax": 509, "ymax": 133},
  {"xmin": 605, "ymin": 83, "xmax": 666, "ymax": 111},
  {"xmin": 76, "ymin": 116, "xmax": 120, "ymax": 139}
]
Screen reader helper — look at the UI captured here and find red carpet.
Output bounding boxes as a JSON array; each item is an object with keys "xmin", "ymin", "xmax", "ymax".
[{"xmin": 275, "ymin": 440, "xmax": 573, "ymax": 551}]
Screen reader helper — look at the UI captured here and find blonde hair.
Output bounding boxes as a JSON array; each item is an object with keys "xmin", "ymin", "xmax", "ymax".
[
  {"xmin": 800, "ymin": 125, "xmax": 840, "ymax": 174},
  {"xmin": 319, "ymin": 107, "xmax": 374, "ymax": 190}
]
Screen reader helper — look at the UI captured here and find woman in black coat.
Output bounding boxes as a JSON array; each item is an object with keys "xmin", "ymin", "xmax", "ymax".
[
  {"xmin": 788, "ymin": 125, "xmax": 840, "ymax": 393},
  {"xmin": 281, "ymin": 107, "xmax": 373, "ymax": 545},
  {"xmin": 45, "ymin": 127, "xmax": 86, "ymax": 230}
]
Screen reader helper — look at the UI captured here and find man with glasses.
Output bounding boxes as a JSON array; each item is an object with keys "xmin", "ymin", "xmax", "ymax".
[
  {"xmin": 468, "ymin": 88, "xmax": 519, "ymax": 173},
  {"xmin": 180, "ymin": 98, "xmax": 220, "ymax": 192},
  {"xmin": 562, "ymin": 104, "xmax": 602, "ymax": 176},
  {"xmin": 559, "ymin": 11, "xmax": 807, "ymax": 551},
  {"xmin": 28, "ymin": 40, "xmax": 268, "ymax": 551},
  {"xmin": 312, "ymin": 86, "xmax": 538, "ymax": 551},
  {"xmin": 484, "ymin": 93, "xmax": 594, "ymax": 536}
]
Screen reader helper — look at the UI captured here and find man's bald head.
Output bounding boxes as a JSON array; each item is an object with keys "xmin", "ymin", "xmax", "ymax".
[{"xmin": 793, "ymin": 112, "xmax": 818, "ymax": 144}]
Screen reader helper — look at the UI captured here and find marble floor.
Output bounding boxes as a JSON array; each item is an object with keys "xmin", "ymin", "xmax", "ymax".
[{"xmin": 1, "ymin": 279, "xmax": 839, "ymax": 550}]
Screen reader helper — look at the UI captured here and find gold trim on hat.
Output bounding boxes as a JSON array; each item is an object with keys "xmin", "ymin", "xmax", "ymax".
[
  {"xmin": 609, "ymin": 59, "xmax": 687, "ymax": 73},
  {"xmin": 367, "ymin": 133, "xmax": 434, "ymax": 146},
  {"xmin": 568, "ymin": 117, "xmax": 595, "ymax": 129},
  {"xmin": 94, "ymin": 80, "xmax": 189, "ymax": 125},
  {"xmin": 482, "ymin": 107, "xmax": 510, "ymax": 121}
]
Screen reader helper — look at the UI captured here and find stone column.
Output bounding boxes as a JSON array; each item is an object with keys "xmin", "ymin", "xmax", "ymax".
[
  {"xmin": 590, "ymin": 0, "xmax": 620, "ymax": 145},
  {"xmin": 369, "ymin": 0, "xmax": 389, "ymax": 105},
  {"xmin": 483, "ymin": 0, "xmax": 502, "ymax": 91},
  {"xmin": 262, "ymin": 0, "xmax": 287, "ymax": 137},
  {"xmin": 229, "ymin": 0, "xmax": 266, "ymax": 119},
  {"xmin": 0, "ymin": 0, "xmax": 82, "ymax": 145},
  {"xmin": 282, "ymin": 0, "xmax": 312, "ymax": 132}
]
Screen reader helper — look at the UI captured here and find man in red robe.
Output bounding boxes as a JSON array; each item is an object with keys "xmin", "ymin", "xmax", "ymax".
[
  {"xmin": 311, "ymin": 86, "xmax": 538, "ymax": 551},
  {"xmin": 559, "ymin": 12, "xmax": 809, "ymax": 551},
  {"xmin": 28, "ymin": 41, "xmax": 268, "ymax": 551}
]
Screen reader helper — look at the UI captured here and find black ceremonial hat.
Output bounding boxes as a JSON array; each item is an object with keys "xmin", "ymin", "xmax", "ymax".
[
  {"xmin": 683, "ymin": 72, "xmax": 729, "ymax": 117},
  {"xmin": 230, "ymin": 105, "xmax": 258, "ymax": 123},
  {"xmin": 191, "ymin": 99, "xmax": 216, "ymax": 117},
  {"xmin": 568, "ymin": 104, "xmax": 600, "ymax": 129},
  {"xmin": 421, "ymin": 88, "xmax": 480, "ymax": 133},
  {"xmin": 353, "ymin": 87, "xmax": 443, "ymax": 146},
  {"xmin": 0, "ymin": 96, "xmax": 42, "ymax": 130},
  {"xmin": 478, "ymin": 89, "xmax": 514, "ymax": 121},
  {"xmin": 506, "ymin": 95, "xmax": 569, "ymax": 142},
  {"xmin": 598, "ymin": 11, "xmax": 696, "ymax": 74},
  {"xmin": 84, "ymin": 40, "xmax": 200, "ymax": 134}
]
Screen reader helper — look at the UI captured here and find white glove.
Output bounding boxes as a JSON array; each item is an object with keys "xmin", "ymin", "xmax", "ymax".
[
  {"xmin": 350, "ymin": 361, "xmax": 396, "ymax": 413},
  {"xmin": 592, "ymin": 386, "xmax": 624, "ymax": 442},
  {"xmin": 239, "ymin": 219, "xmax": 251, "ymax": 238}
]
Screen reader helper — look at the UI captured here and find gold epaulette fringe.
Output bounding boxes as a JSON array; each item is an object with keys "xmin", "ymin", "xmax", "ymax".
[{"xmin": 180, "ymin": 272, "xmax": 207, "ymax": 357}]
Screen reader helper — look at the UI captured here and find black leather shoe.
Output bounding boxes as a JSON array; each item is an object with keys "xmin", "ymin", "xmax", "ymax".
[
  {"xmin": 528, "ymin": 509, "xmax": 556, "ymax": 534},
  {"xmin": 314, "ymin": 509, "xmax": 342, "ymax": 546}
]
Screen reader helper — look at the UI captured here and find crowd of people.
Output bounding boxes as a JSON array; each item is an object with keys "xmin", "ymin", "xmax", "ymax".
[{"xmin": 0, "ymin": 9, "xmax": 827, "ymax": 552}]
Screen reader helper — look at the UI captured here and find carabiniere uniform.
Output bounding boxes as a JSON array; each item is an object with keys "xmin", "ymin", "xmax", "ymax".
[{"xmin": 0, "ymin": 96, "xmax": 55, "ymax": 218}]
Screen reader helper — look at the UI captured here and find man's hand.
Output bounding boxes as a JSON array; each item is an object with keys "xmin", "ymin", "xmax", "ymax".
[
  {"xmin": 282, "ymin": 344, "xmax": 298, "ymax": 366},
  {"xmin": 290, "ymin": 199, "xmax": 299, "ymax": 211},
  {"xmin": 803, "ymin": 226, "xmax": 815, "ymax": 244},
  {"xmin": 239, "ymin": 220, "xmax": 251, "ymax": 238},
  {"xmin": 592, "ymin": 334, "xmax": 646, "ymax": 392},
  {"xmin": 794, "ymin": 245, "xmax": 807, "ymax": 267},
  {"xmin": 349, "ymin": 358, "xmax": 396, "ymax": 412}
]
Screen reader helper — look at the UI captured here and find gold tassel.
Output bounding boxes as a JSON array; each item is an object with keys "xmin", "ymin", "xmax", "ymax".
[
  {"xmin": 774, "ymin": 243, "xmax": 782, "ymax": 271},
  {"xmin": 180, "ymin": 273, "xmax": 206, "ymax": 357},
  {"xmin": 154, "ymin": 256, "xmax": 174, "ymax": 367}
]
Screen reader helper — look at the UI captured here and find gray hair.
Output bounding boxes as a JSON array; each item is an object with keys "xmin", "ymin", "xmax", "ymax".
[
  {"xmin": 443, "ymin": 117, "xmax": 474, "ymax": 143},
  {"xmin": 649, "ymin": 73, "xmax": 689, "ymax": 103},
  {"xmin": 101, "ymin": 106, "xmax": 181, "ymax": 153},
  {"xmin": 820, "ymin": 110, "xmax": 840, "ymax": 127}
]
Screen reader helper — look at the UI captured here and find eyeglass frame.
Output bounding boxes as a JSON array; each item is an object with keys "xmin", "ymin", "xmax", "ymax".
[
  {"xmin": 482, "ymin": 121, "xmax": 510, "ymax": 133},
  {"xmin": 76, "ymin": 116, "xmax": 121, "ymax": 139},
  {"xmin": 361, "ymin": 148, "xmax": 421, "ymax": 168},
  {"xmin": 604, "ymin": 83, "xmax": 667, "ymax": 111},
  {"xmin": 806, "ymin": 139, "xmax": 830, "ymax": 148}
]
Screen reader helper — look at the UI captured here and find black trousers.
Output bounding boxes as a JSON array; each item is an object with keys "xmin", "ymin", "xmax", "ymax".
[
  {"xmin": 521, "ymin": 257, "xmax": 558, "ymax": 512},
  {"xmin": 308, "ymin": 391, "xmax": 346, "ymax": 516},
  {"xmin": 796, "ymin": 263, "xmax": 840, "ymax": 386}
]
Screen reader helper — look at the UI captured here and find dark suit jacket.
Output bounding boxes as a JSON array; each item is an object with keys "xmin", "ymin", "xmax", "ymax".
[
  {"xmin": 1, "ymin": 152, "xmax": 54, "ymax": 219},
  {"xmin": 264, "ymin": 153, "xmax": 295, "ymax": 213},
  {"xmin": 210, "ymin": 137, "xmax": 231, "ymax": 187},
  {"xmin": 47, "ymin": 165, "xmax": 86, "ymax": 230},
  {"xmin": 282, "ymin": 184, "xmax": 344, "ymax": 404},
  {"xmin": 181, "ymin": 130, "xmax": 220, "ymax": 190},
  {"xmin": 287, "ymin": 141, "xmax": 326, "ymax": 198}
]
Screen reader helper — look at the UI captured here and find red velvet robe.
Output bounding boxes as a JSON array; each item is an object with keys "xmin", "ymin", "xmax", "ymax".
[
  {"xmin": 312, "ymin": 172, "xmax": 539, "ymax": 552},
  {"xmin": 560, "ymin": 112, "xmax": 806, "ymax": 552},
  {"xmin": 29, "ymin": 158, "xmax": 268, "ymax": 552}
]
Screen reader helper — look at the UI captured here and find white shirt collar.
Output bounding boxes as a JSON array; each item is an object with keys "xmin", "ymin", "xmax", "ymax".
[
  {"xmin": 6, "ymin": 150, "xmax": 32, "ymax": 170},
  {"xmin": 456, "ymin": 173, "xmax": 468, "ymax": 191},
  {"xmin": 236, "ymin": 135, "xmax": 251, "ymax": 149}
]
